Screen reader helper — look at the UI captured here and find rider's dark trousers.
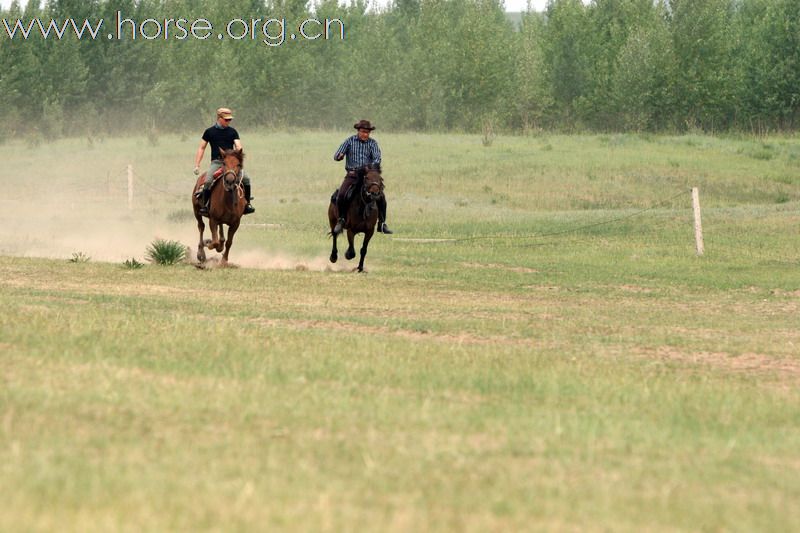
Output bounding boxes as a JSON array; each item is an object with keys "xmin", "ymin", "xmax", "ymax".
[{"xmin": 336, "ymin": 170, "xmax": 359, "ymax": 217}]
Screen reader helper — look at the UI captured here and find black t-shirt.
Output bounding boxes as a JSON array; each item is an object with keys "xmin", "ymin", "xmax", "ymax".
[{"xmin": 202, "ymin": 125, "xmax": 240, "ymax": 161}]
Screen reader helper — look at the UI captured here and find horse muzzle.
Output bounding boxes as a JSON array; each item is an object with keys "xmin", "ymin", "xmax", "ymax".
[{"xmin": 223, "ymin": 171, "xmax": 240, "ymax": 191}]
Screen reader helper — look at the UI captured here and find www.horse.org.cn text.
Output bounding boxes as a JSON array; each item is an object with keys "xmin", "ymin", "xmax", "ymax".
[{"xmin": 1, "ymin": 11, "xmax": 346, "ymax": 47}]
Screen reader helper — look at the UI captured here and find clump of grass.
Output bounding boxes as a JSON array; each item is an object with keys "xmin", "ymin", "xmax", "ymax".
[
  {"xmin": 68, "ymin": 252, "xmax": 91, "ymax": 263},
  {"xmin": 771, "ymin": 175, "xmax": 797, "ymax": 185},
  {"xmin": 123, "ymin": 258, "xmax": 144, "ymax": 269},
  {"xmin": 145, "ymin": 239, "xmax": 186, "ymax": 265},
  {"xmin": 775, "ymin": 192, "xmax": 790, "ymax": 204},
  {"xmin": 748, "ymin": 148, "xmax": 774, "ymax": 161}
]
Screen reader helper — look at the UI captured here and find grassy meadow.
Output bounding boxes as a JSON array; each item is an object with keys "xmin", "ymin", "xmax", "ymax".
[{"xmin": 0, "ymin": 131, "xmax": 799, "ymax": 531}]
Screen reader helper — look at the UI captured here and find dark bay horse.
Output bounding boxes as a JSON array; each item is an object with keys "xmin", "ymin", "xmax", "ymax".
[
  {"xmin": 328, "ymin": 167, "xmax": 384, "ymax": 272},
  {"xmin": 192, "ymin": 148, "xmax": 246, "ymax": 266}
]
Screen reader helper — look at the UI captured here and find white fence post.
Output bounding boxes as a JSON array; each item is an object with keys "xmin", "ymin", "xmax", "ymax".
[
  {"xmin": 127, "ymin": 164, "xmax": 134, "ymax": 211},
  {"xmin": 692, "ymin": 187, "xmax": 704, "ymax": 256}
]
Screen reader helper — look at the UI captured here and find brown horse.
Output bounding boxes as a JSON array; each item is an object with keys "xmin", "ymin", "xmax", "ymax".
[
  {"xmin": 328, "ymin": 167, "xmax": 384, "ymax": 272},
  {"xmin": 192, "ymin": 148, "xmax": 246, "ymax": 266}
]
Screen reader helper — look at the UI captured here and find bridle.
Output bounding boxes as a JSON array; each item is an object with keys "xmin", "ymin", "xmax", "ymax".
[
  {"xmin": 222, "ymin": 166, "xmax": 243, "ymax": 195},
  {"xmin": 360, "ymin": 170, "xmax": 383, "ymax": 204}
]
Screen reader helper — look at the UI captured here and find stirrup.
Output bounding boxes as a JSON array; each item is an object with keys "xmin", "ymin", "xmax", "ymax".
[{"xmin": 244, "ymin": 204, "xmax": 255, "ymax": 215}]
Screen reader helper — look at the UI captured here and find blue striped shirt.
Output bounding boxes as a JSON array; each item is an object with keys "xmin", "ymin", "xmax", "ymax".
[{"xmin": 334, "ymin": 135, "xmax": 382, "ymax": 170}]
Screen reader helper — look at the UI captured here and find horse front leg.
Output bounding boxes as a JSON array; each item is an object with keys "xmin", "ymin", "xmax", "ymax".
[
  {"xmin": 330, "ymin": 233, "xmax": 339, "ymax": 263},
  {"xmin": 221, "ymin": 223, "xmax": 238, "ymax": 266},
  {"xmin": 216, "ymin": 225, "xmax": 226, "ymax": 253},
  {"xmin": 345, "ymin": 230, "xmax": 356, "ymax": 261},
  {"xmin": 207, "ymin": 219, "xmax": 220, "ymax": 251},
  {"xmin": 357, "ymin": 229, "xmax": 374, "ymax": 272}
]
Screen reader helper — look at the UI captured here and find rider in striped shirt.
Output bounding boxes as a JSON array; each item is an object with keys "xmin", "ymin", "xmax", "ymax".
[{"xmin": 332, "ymin": 119, "xmax": 393, "ymax": 235}]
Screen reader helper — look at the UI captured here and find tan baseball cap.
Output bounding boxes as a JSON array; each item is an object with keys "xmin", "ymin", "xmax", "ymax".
[{"xmin": 216, "ymin": 107, "xmax": 234, "ymax": 119}]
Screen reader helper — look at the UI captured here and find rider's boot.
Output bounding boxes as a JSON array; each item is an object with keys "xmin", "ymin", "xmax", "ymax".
[
  {"xmin": 243, "ymin": 183, "xmax": 255, "ymax": 215},
  {"xmin": 333, "ymin": 216, "xmax": 346, "ymax": 236},
  {"xmin": 333, "ymin": 196, "xmax": 348, "ymax": 235},
  {"xmin": 377, "ymin": 196, "xmax": 393, "ymax": 234},
  {"xmin": 198, "ymin": 186, "xmax": 211, "ymax": 216}
]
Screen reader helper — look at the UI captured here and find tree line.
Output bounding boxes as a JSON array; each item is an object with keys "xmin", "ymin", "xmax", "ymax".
[{"xmin": 1, "ymin": 0, "xmax": 798, "ymax": 139}]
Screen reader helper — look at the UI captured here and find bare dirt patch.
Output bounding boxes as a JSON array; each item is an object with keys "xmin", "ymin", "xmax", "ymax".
[
  {"xmin": 250, "ymin": 317, "xmax": 538, "ymax": 348},
  {"xmin": 461, "ymin": 262, "xmax": 539, "ymax": 274},
  {"xmin": 639, "ymin": 346, "xmax": 800, "ymax": 384}
]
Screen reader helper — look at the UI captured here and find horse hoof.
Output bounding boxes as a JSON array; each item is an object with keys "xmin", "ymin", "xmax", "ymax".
[
  {"xmin": 330, "ymin": 253, "xmax": 338, "ymax": 263},
  {"xmin": 345, "ymin": 250, "xmax": 356, "ymax": 260}
]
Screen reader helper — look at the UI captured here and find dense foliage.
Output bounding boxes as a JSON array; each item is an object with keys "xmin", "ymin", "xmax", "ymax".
[{"xmin": 1, "ymin": 0, "xmax": 798, "ymax": 136}]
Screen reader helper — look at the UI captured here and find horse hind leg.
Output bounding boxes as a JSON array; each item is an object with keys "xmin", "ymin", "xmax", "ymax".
[
  {"xmin": 328, "ymin": 201, "xmax": 339, "ymax": 263},
  {"xmin": 196, "ymin": 215, "xmax": 207, "ymax": 262}
]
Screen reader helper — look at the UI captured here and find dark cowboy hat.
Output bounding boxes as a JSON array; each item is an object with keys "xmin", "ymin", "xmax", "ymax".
[{"xmin": 353, "ymin": 119, "xmax": 376, "ymax": 131}]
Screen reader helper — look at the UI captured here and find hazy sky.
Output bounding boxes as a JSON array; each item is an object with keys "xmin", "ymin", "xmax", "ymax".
[{"xmin": 1, "ymin": 1, "xmax": 550, "ymax": 14}]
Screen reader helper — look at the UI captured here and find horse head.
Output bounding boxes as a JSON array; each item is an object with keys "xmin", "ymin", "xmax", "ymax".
[
  {"xmin": 219, "ymin": 148, "xmax": 244, "ymax": 192},
  {"xmin": 362, "ymin": 166, "xmax": 384, "ymax": 203}
]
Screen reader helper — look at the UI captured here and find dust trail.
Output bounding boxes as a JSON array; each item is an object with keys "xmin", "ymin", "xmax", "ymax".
[
  {"xmin": 0, "ymin": 192, "xmax": 353, "ymax": 271},
  {"xmin": 0, "ymin": 198, "xmax": 193, "ymax": 262},
  {"xmin": 214, "ymin": 249, "xmax": 351, "ymax": 272}
]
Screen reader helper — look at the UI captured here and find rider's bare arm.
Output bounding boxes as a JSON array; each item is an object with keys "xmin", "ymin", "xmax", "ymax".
[{"xmin": 194, "ymin": 140, "xmax": 208, "ymax": 174}]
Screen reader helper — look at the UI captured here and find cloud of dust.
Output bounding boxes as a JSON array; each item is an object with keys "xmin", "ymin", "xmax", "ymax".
[
  {"xmin": 225, "ymin": 249, "xmax": 347, "ymax": 272},
  {"xmin": 2, "ymin": 188, "xmax": 348, "ymax": 271},
  {"xmin": 1, "ymin": 195, "xmax": 189, "ymax": 262}
]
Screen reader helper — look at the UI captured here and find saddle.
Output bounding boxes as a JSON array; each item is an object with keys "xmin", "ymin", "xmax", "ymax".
[
  {"xmin": 330, "ymin": 185, "xmax": 357, "ymax": 205},
  {"xmin": 194, "ymin": 167, "xmax": 226, "ymax": 196},
  {"xmin": 331, "ymin": 169, "xmax": 366, "ymax": 204}
]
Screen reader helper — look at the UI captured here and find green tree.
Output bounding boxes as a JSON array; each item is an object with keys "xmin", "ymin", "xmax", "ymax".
[
  {"xmin": 541, "ymin": 0, "xmax": 592, "ymax": 128},
  {"xmin": 514, "ymin": 11, "xmax": 553, "ymax": 130},
  {"xmin": 667, "ymin": 0, "xmax": 737, "ymax": 130},
  {"xmin": 609, "ymin": 1, "xmax": 675, "ymax": 130},
  {"xmin": 734, "ymin": 0, "xmax": 800, "ymax": 130}
]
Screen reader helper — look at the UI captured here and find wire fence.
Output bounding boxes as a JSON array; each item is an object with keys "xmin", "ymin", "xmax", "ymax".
[
  {"xmin": 8, "ymin": 165, "xmax": 704, "ymax": 251},
  {"xmin": 391, "ymin": 189, "xmax": 692, "ymax": 247}
]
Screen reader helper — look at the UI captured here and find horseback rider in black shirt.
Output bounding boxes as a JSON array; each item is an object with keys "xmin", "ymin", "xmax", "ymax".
[{"xmin": 193, "ymin": 107, "xmax": 255, "ymax": 216}]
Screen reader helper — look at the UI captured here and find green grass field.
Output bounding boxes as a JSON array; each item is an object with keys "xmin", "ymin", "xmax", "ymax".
[{"xmin": 1, "ymin": 131, "xmax": 799, "ymax": 531}]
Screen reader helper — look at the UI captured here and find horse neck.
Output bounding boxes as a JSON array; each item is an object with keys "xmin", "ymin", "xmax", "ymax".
[{"xmin": 210, "ymin": 180, "xmax": 237, "ymax": 210}]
